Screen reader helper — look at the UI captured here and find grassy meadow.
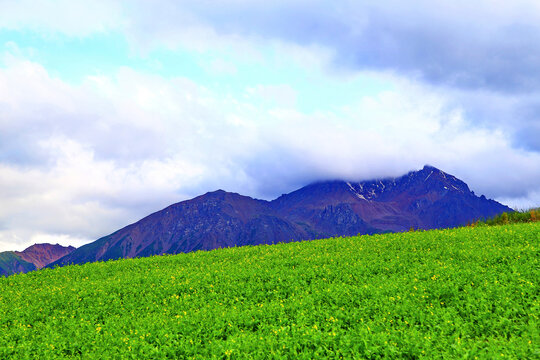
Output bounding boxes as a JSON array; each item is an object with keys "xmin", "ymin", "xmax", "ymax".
[{"xmin": 0, "ymin": 223, "xmax": 538, "ymax": 359}]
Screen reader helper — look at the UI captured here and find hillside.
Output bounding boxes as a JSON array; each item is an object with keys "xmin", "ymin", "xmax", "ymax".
[
  {"xmin": 50, "ymin": 165, "xmax": 511, "ymax": 268},
  {"xmin": 2, "ymin": 222, "xmax": 538, "ymax": 359}
]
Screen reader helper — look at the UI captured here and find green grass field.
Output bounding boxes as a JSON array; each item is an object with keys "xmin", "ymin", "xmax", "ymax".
[{"xmin": 1, "ymin": 223, "xmax": 538, "ymax": 359}]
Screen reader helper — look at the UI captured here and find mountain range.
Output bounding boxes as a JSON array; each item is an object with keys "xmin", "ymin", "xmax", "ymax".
[{"xmin": 46, "ymin": 165, "xmax": 511, "ymax": 269}]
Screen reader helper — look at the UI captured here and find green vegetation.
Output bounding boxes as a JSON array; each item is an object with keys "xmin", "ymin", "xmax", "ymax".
[
  {"xmin": 471, "ymin": 208, "xmax": 540, "ymax": 227},
  {"xmin": 488, "ymin": 208, "xmax": 539, "ymax": 225},
  {"xmin": 0, "ymin": 223, "xmax": 538, "ymax": 359}
]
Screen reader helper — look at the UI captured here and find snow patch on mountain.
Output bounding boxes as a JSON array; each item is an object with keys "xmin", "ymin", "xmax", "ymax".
[{"xmin": 346, "ymin": 182, "xmax": 367, "ymax": 200}]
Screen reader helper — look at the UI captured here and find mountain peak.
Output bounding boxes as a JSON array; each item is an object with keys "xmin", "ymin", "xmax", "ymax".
[
  {"xmin": 15, "ymin": 243, "xmax": 76, "ymax": 269},
  {"xmin": 422, "ymin": 164, "xmax": 440, "ymax": 172}
]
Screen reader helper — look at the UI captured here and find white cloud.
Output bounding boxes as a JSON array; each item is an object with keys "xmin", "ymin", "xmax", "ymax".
[
  {"xmin": 498, "ymin": 190, "xmax": 540, "ymax": 211},
  {"xmin": 246, "ymin": 84, "xmax": 297, "ymax": 108},
  {"xmin": 0, "ymin": 136, "xmax": 208, "ymax": 252},
  {"xmin": 0, "ymin": 0, "xmax": 125, "ymax": 37},
  {"xmin": 201, "ymin": 58, "xmax": 238, "ymax": 76}
]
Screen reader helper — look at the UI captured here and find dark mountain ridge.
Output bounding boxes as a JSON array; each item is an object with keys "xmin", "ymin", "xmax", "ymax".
[{"xmin": 49, "ymin": 165, "xmax": 512, "ymax": 268}]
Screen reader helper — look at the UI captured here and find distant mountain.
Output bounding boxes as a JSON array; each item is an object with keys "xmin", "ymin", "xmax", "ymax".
[
  {"xmin": 16, "ymin": 244, "xmax": 76, "ymax": 269},
  {"xmin": 0, "ymin": 243, "xmax": 75, "ymax": 276},
  {"xmin": 0, "ymin": 252, "xmax": 36, "ymax": 277},
  {"xmin": 50, "ymin": 165, "xmax": 512, "ymax": 268}
]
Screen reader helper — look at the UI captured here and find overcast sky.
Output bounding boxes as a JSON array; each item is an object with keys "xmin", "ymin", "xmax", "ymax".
[{"xmin": 1, "ymin": 0, "xmax": 539, "ymax": 251}]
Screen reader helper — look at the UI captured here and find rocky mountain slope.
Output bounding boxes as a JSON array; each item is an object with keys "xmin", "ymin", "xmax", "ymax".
[
  {"xmin": 0, "ymin": 243, "xmax": 75, "ymax": 276},
  {"xmin": 15, "ymin": 244, "xmax": 76, "ymax": 269},
  {"xmin": 50, "ymin": 165, "xmax": 512, "ymax": 268}
]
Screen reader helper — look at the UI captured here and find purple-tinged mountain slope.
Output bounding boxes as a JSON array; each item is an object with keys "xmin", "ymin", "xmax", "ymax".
[
  {"xmin": 51, "ymin": 190, "xmax": 307, "ymax": 266},
  {"xmin": 15, "ymin": 243, "xmax": 76, "ymax": 269},
  {"xmin": 1, "ymin": 243, "xmax": 75, "ymax": 276},
  {"xmin": 272, "ymin": 165, "xmax": 509, "ymax": 232},
  {"xmin": 50, "ymin": 166, "xmax": 512, "ymax": 268}
]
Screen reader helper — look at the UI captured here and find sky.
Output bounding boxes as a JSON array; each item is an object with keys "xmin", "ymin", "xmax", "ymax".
[{"xmin": 1, "ymin": 0, "xmax": 540, "ymax": 251}]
